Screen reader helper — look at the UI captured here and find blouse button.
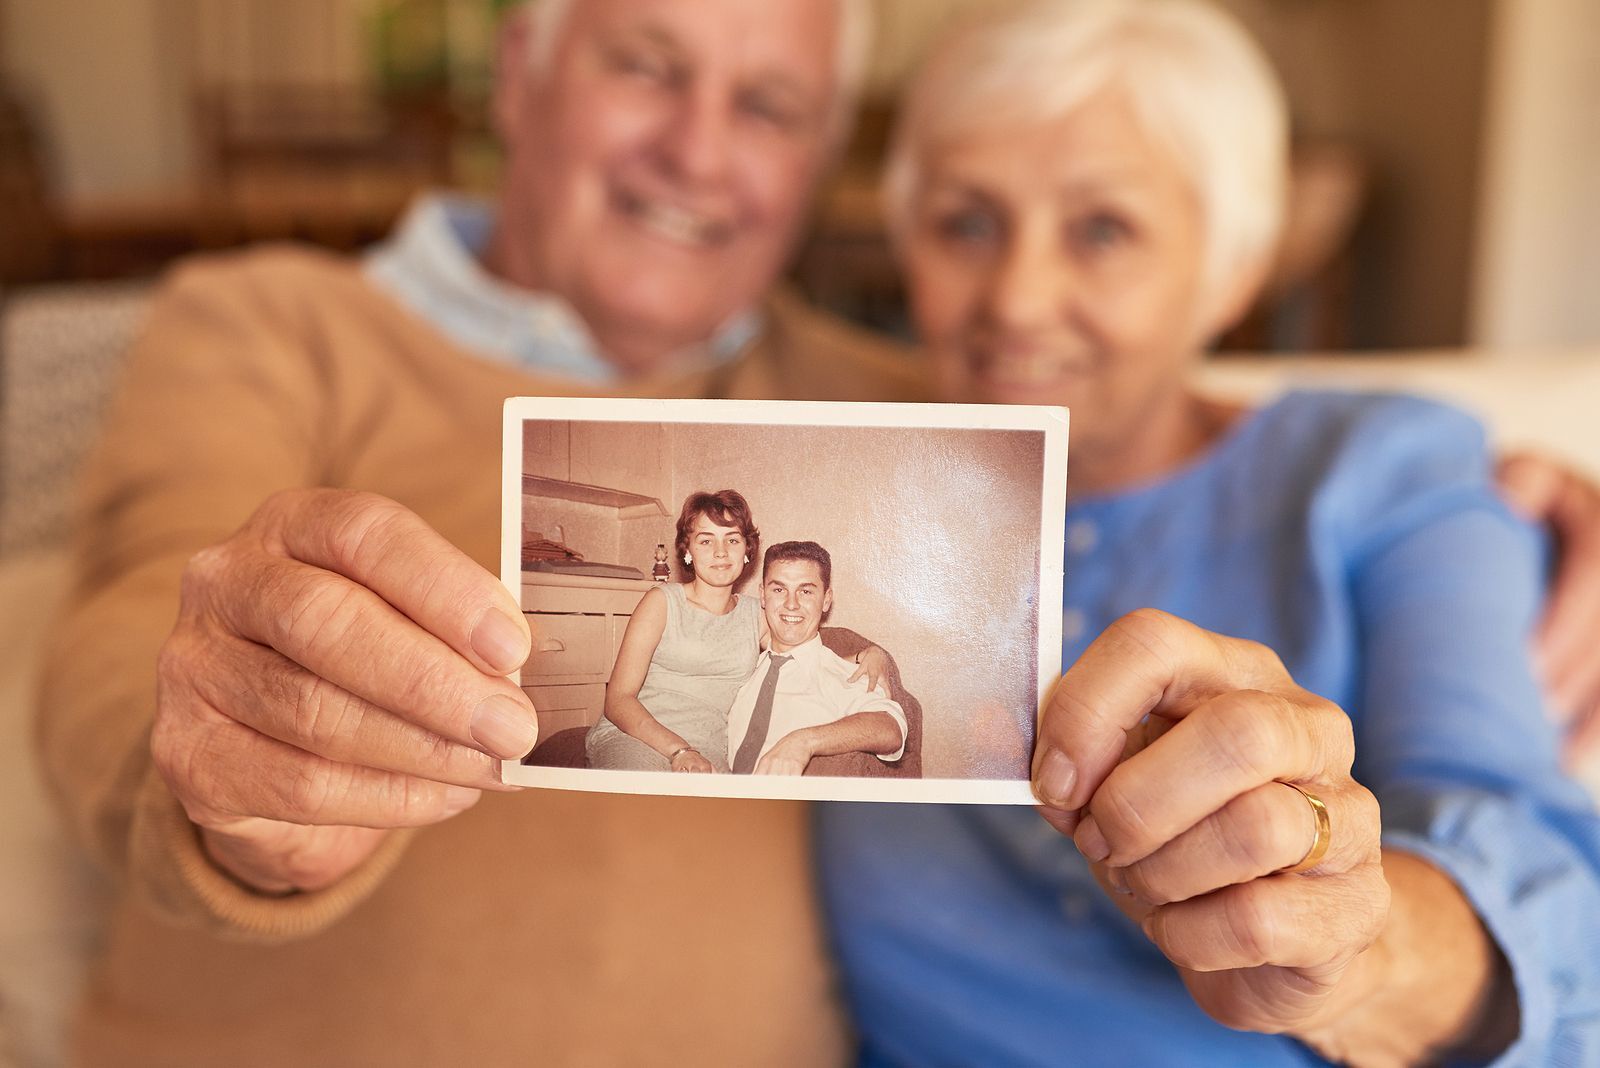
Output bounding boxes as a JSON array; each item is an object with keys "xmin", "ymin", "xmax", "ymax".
[
  {"xmin": 1066, "ymin": 519, "xmax": 1099, "ymax": 556},
  {"xmin": 1062, "ymin": 608, "xmax": 1087, "ymax": 642}
]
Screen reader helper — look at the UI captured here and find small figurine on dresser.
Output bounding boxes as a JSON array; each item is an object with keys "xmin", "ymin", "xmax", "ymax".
[{"xmin": 651, "ymin": 544, "xmax": 671, "ymax": 582}]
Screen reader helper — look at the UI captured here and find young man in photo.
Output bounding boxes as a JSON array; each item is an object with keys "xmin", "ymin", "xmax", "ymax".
[{"xmin": 728, "ymin": 541, "xmax": 908, "ymax": 776}]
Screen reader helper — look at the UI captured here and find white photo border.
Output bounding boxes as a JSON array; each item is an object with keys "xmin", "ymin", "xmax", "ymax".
[{"xmin": 499, "ymin": 396, "xmax": 1069, "ymax": 805}]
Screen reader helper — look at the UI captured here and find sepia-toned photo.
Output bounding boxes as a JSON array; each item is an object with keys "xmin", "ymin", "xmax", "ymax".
[{"xmin": 500, "ymin": 397, "xmax": 1066, "ymax": 803}]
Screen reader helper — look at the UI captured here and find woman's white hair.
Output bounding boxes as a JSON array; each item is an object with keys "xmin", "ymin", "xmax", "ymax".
[
  {"xmin": 520, "ymin": 0, "xmax": 872, "ymax": 138},
  {"xmin": 885, "ymin": 0, "xmax": 1288, "ymax": 299}
]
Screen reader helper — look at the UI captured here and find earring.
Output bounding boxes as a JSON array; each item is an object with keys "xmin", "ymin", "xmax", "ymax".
[
  {"xmin": 683, "ymin": 553, "xmax": 692, "ymax": 565},
  {"xmin": 743, "ymin": 555, "xmax": 749, "ymax": 564}
]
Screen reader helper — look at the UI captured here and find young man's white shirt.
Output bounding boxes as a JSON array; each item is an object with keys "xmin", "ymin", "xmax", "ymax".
[{"xmin": 727, "ymin": 635, "xmax": 907, "ymax": 767}]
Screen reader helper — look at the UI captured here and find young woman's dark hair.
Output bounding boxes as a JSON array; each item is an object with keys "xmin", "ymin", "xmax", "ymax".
[
  {"xmin": 673, "ymin": 490, "xmax": 760, "ymax": 582},
  {"xmin": 761, "ymin": 540, "xmax": 832, "ymax": 590}
]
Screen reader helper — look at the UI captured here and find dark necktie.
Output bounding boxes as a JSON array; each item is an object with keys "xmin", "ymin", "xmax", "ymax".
[{"xmin": 732, "ymin": 654, "xmax": 792, "ymax": 774}]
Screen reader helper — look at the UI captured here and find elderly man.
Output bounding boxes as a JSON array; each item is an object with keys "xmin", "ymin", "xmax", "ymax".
[
  {"xmin": 37, "ymin": 1, "xmax": 910, "ymax": 1064},
  {"xmin": 728, "ymin": 542, "xmax": 907, "ymax": 776}
]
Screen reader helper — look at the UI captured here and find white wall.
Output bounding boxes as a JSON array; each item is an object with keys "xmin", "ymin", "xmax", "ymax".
[
  {"xmin": 1, "ymin": 0, "xmax": 384, "ymax": 202},
  {"xmin": 1471, "ymin": 0, "xmax": 1600, "ymax": 349},
  {"xmin": 2, "ymin": 0, "xmax": 193, "ymax": 200}
]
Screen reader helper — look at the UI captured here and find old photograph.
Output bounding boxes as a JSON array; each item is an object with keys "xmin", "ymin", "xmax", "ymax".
[{"xmin": 500, "ymin": 398, "xmax": 1066, "ymax": 803}]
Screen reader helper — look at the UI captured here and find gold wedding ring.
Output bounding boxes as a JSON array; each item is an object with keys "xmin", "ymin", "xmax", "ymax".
[{"xmin": 1275, "ymin": 781, "xmax": 1331, "ymax": 875}]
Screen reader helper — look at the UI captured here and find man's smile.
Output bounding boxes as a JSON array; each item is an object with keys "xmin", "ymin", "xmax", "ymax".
[
  {"xmin": 964, "ymin": 344, "xmax": 1093, "ymax": 390},
  {"xmin": 613, "ymin": 187, "xmax": 732, "ymax": 248}
]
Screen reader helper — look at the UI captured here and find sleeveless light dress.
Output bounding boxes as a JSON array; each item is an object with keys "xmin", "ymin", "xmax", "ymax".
[{"xmin": 585, "ymin": 581, "xmax": 760, "ymax": 772}]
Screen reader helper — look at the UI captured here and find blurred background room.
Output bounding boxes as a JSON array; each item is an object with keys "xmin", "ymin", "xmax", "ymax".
[{"xmin": 2, "ymin": 0, "xmax": 1598, "ymax": 353}]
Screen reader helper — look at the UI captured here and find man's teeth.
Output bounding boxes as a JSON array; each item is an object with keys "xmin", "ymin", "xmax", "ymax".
[{"xmin": 624, "ymin": 194, "xmax": 718, "ymax": 246}]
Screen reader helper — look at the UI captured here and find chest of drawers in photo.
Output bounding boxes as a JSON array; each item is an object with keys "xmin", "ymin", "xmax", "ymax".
[{"xmin": 520, "ymin": 572, "xmax": 656, "ymax": 738}]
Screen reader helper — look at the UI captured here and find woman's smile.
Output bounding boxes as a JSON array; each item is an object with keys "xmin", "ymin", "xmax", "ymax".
[{"xmin": 965, "ymin": 344, "xmax": 1094, "ymax": 392}]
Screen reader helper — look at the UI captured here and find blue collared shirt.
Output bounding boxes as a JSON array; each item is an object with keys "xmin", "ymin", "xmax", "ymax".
[
  {"xmin": 364, "ymin": 193, "xmax": 759, "ymax": 383},
  {"xmin": 817, "ymin": 391, "xmax": 1600, "ymax": 1066}
]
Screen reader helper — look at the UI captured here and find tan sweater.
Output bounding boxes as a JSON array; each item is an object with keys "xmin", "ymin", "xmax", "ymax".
[{"xmin": 37, "ymin": 246, "xmax": 927, "ymax": 1066}]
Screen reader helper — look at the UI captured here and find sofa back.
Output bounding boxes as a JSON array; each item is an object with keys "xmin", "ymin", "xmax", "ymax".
[
  {"xmin": 1196, "ymin": 351, "xmax": 1600, "ymax": 475},
  {"xmin": 0, "ymin": 282, "xmax": 151, "ymax": 555}
]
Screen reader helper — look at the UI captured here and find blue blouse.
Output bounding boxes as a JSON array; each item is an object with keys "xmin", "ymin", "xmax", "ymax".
[{"xmin": 816, "ymin": 391, "xmax": 1600, "ymax": 1067}]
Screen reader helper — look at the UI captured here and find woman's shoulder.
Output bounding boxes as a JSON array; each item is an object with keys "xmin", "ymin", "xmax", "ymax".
[
  {"xmin": 1258, "ymin": 389, "xmax": 1510, "ymax": 549},
  {"xmin": 640, "ymin": 582, "xmax": 675, "ymax": 615},
  {"xmin": 1265, "ymin": 389, "xmax": 1489, "ymax": 485},
  {"xmin": 1261, "ymin": 388, "xmax": 1487, "ymax": 456}
]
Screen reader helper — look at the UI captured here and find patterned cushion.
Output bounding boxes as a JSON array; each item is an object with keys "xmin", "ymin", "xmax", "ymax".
[{"xmin": 0, "ymin": 282, "xmax": 151, "ymax": 554}]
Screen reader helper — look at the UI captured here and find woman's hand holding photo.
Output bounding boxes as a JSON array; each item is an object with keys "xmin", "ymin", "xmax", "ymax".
[{"xmin": 1031, "ymin": 609, "xmax": 1513, "ymax": 1062}]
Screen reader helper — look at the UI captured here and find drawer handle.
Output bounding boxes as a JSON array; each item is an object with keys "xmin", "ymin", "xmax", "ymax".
[{"xmin": 537, "ymin": 638, "xmax": 567, "ymax": 654}]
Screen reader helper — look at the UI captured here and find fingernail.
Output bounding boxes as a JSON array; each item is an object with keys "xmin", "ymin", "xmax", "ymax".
[
  {"xmin": 471, "ymin": 693, "xmax": 539, "ymax": 759},
  {"xmin": 1033, "ymin": 748, "xmax": 1077, "ymax": 808},
  {"xmin": 1074, "ymin": 813, "xmax": 1110, "ymax": 863},
  {"xmin": 442, "ymin": 785, "xmax": 481, "ymax": 816},
  {"xmin": 1140, "ymin": 913, "xmax": 1159, "ymax": 942},
  {"xmin": 1106, "ymin": 865, "xmax": 1131, "ymax": 895},
  {"xmin": 472, "ymin": 609, "xmax": 530, "ymax": 674}
]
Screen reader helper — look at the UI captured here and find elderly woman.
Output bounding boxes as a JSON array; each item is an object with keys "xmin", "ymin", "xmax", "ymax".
[{"xmin": 817, "ymin": 1, "xmax": 1600, "ymax": 1064}]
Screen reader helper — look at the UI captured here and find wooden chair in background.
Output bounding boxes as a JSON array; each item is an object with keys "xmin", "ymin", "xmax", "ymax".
[{"xmin": 0, "ymin": 82, "xmax": 63, "ymax": 286}]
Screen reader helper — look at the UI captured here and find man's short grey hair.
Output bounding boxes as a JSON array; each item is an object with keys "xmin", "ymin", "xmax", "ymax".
[
  {"xmin": 520, "ymin": 0, "xmax": 872, "ymax": 137},
  {"xmin": 884, "ymin": 0, "xmax": 1288, "ymax": 301}
]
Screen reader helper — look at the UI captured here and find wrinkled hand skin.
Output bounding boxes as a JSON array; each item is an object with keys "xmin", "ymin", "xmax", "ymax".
[
  {"xmin": 1497, "ymin": 451, "xmax": 1600, "ymax": 777},
  {"xmin": 1031, "ymin": 609, "xmax": 1390, "ymax": 1044},
  {"xmin": 151, "ymin": 488, "xmax": 535, "ymax": 894}
]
